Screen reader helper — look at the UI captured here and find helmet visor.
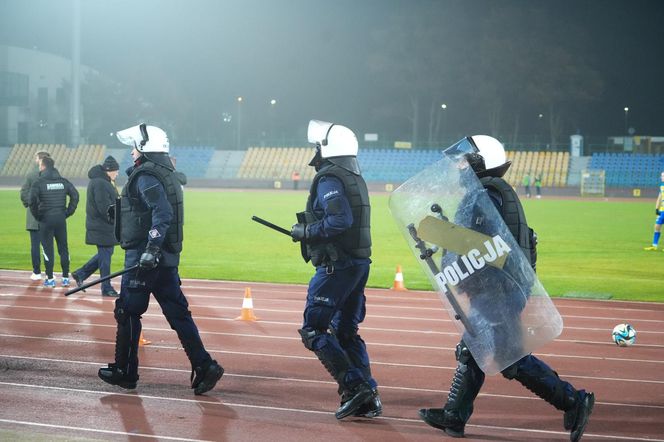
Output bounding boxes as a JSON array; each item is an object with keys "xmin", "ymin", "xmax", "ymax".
[
  {"xmin": 442, "ymin": 137, "xmax": 479, "ymax": 159},
  {"xmin": 116, "ymin": 125, "xmax": 142, "ymax": 148},
  {"xmin": 307, "ymin": 120, "xmax": 333, "ymax": 145}
]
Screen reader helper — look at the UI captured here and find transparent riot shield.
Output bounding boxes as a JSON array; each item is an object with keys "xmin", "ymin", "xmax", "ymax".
[{"xmin": 389, "ymin": 156, "xmax": 563, "ymax": 375}]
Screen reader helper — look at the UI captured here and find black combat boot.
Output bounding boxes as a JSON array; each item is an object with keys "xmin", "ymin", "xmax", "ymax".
[
  {"xmin": 98, "ymin": 363, "xmax": 139, "ymax": 389},
  {"xmin": 418, "ymin": 408, "xmax": 466, "ymax": 438},
  {"xmin": 335, "ymin": 382, "xmax": 374, "ymax": 419},
  {"xmin": 353, "ymin": 388, "xmax": 383, "ymax": 418},
  {"xmin": 332, "ymin": 328, "xmax": 380, "ymax": 418},
  {"xmin": 564, "ymin": 391, "xmax": 595, "ymax": 442},
  {"xmin": 191, "ymin": 360, "xmax": 224, "ymax": 395},
  {"xmin": 504, "ymin": 356, "xmax": 595, "ymax": 442},
  {"xmin": 420, "ymin": 341, "xmax": 485, "ymax": 437}
]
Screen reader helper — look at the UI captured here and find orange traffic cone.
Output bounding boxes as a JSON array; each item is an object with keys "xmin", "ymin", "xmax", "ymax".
[
  {"xmin": 235, "ymin": 287, "xmax": 259, "ymax": 321},
  {"xmin": 139, "ymin": 331, "xmax": 151, "ymax": 346},
  {"xmin": 391, "ymin": 265, "xmax": 407, "ymax": 291}
]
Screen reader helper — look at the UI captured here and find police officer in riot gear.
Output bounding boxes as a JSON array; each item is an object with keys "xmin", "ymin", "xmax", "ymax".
[
  {"xmin": 291, "ymin": 120, "xmax": 381, "ymax": 419},
  {"xmin": 98, "ymin": 123, "xmax": 223, "ymax": 395},
  {"xmin": 419, "ymin": 136, "xmax": 594, "ymax": 441}
]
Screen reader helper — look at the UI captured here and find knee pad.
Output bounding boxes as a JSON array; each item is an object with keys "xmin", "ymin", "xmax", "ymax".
[
  {"xmin": 298, "ymin": 327, "xmax": 327, "ymax": 351},
  {"xmin": 114, "ymin": 302, "xmax": 129, "ymax": 325}
]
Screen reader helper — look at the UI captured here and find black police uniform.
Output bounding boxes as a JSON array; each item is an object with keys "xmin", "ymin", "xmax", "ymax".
[
  {"xmin": 29, "ymin": 166, "xmax": 79, "ymax": 281},
  {"xmin": 98, "ymin": 154, "xmax": 223, "ymax": 395},
  {"xmin": 294, "ymin": 159, "xmax": 381, "ymax": 419},
  {"xmin": 420, "ymin": 159, "xmax": 594, "ymax": 441}
]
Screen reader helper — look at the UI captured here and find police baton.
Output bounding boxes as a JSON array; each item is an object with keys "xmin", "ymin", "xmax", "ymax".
[
  {"xmin": 251, "ymin": 215, "xmax": 291, "ymax": 237},
  {"xmin": 64, "ymin": 264, "xmax": 139, "ymax": 297},
  {"xmin": 407, "ymin": 223, "xmax": 476, "ymax": 337}
]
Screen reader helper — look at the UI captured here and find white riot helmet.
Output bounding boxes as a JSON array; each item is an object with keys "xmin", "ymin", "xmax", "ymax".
[
  {"xmin": 307, "ymin": 120, "xmax": 360, "ymax": 174},
  {"xmin": 116, "ymin": 123, "xmax": 169, "ymax": 153},
  {"xmin": 442, "ymin": 135, "xmax": 511, "ymax": 178}
]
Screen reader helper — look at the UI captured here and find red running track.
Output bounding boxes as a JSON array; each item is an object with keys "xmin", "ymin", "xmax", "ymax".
[{"xmin": 0, "ymin": 269, "xmax": 663, "ymax": 441}]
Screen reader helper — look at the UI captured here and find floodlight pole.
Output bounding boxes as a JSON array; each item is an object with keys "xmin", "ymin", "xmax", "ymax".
[{"xmin": 70, "ymin": 0, "xmax": 82, "ymax": 147}]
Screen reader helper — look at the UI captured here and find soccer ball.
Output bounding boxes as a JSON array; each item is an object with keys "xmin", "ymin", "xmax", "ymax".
[{"xmin": 612, "ymin": 323, "xmax": 636, "ymax": 347}]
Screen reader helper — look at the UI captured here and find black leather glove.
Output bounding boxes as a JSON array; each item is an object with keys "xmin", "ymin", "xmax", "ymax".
[
  {"xmin": 290, "ymin": 223, "xmax": 308, "ymax": 243},
  {"xmin": 139, "ymin": 244, "xmax": 161, "ymax": 270},
  {"xmin": 107, "ymin": 204, "xmax": 116, "ymax": 223},
  {"xmin": 656, "ymin": 209, "xmax": 660, "ymax": 216}
]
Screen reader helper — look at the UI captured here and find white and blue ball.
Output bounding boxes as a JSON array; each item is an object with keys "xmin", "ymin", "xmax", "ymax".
[{"xmin": 612, "ymin": 323, "xmax": 636, "ymax": 347}]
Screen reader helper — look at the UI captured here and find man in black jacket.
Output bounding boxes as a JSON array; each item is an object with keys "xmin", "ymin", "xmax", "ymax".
[
  {"xmin": 20, "ymin": 151, "xmax": 50, "ymax": 280},
  {"xmin": 72, "ymin": 156, "xmax": 120, "ymax": 297},
  {"xmin": 29, "ymin": 156, "xmax": 79, "ymax": 288}
]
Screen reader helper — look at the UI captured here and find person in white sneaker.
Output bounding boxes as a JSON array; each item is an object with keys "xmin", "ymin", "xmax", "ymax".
[
  {"xmin": 20, "ymin": 151, "xmax": 50, "ymax": 280},
  {"xmin": 29, "ymin": 156, "xmax": 79, "ymax": 287}
]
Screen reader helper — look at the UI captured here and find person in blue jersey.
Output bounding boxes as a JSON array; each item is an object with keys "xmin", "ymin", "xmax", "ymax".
[
  {"xmin": 290, "ymin": 120, "xmax": 381, "ymax": 420},
  {"xmin": 644, "ymin": 171, "xmax": 664, "ymax": 251},
  {"xmin": 419, "ymin": 136, "xmax": 594, "ymax": 442},
  {"xmin": 98, "ymin": 123, "xmax": 222, "ymax": 395}
]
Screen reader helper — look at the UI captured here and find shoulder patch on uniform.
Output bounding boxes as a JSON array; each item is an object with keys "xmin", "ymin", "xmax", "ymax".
[
  {"xmin": 149, "ymin": 229, "xmax": 161, "ymax": 239},
  {"xmin": 323, "ymin": 190, "xmax": 339, "ymax": 199}
]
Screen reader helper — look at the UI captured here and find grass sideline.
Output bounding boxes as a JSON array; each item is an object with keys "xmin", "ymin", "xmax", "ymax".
[{"xmin": 0, "ymin": 188, "xmax": 661, "ymax": 302}]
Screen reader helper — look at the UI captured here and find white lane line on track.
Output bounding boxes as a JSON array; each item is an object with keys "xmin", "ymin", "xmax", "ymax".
[
  {"xmin": 0, "ymin": 418, "xmax": 210, "ymax": 442},
  {"xmin": 3, "ymin": 314, "xmax": 664, "ymax": 353},
  {"xmin": 4, "ymin": 271, "xmax": 664, "ymax": 304},
  {"xmin": 469, "ymin": 423, "xmax": 664, "ymax": 442},
  {"xmin": 3, "ymin": 288, "xmax": 664, "ymax": 324},
  {"xmin": 0, "ymin": 314, "xmax": 456, "ymax": 338},
  {"xmin": 3, "ymin": 303, "xmax": 664, "ymax": 339},
  {"xmin": 0, "ymin": 300, "xmax": 452, "ymax": 325},
  {"xmin": 0, "ymin": 380, "xmax": 662, "ymax": 440},
  {"xmin": 3, "ymin": 312, "xmax": 664, "ymax": 355},
  {"xmin": 3, "ymin": 338, "xmax": 664, "ymax": 388},
  {"xmin": 3, "ymin": 310, "xmax": 664, "ymax": 351},
  {"xmin": 7, "ymin": 280, "xmax": 664, "ymax": 315}
]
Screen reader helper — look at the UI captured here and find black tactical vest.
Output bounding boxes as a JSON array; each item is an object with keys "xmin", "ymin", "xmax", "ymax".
[
  {"xmin": 303, "ymin": 163, "xmax": 371, "ymax": 266},
  {"xmin": 119, "ymin": 161, "xmax": 184, "ymax": 253},
  {"xmin": 35, "ymin": 168, "xmax": 70, "ymax": 219},
  {"xmin": 480, "ymin": 176, "xmax": 537, "ymax": 269}
]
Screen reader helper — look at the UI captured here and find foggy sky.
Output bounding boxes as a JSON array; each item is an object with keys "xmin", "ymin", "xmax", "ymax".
[{"xmin": 1, "ymin": 0, "xmax": 664, "ymax": 145}]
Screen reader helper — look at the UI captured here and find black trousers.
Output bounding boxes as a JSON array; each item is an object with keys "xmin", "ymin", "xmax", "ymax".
[
  {"xmin": 39, "ymin": 217, "xmax": 69, "ymax": 279},
  {"xmin": 114, "ymin": 256, "xmax": 212, "ymax": 377}
]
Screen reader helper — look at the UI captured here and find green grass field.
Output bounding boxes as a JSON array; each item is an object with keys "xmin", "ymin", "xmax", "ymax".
[{"xmin": 1, "ymin": 188, "xmax": 661, "ymax": 302}]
